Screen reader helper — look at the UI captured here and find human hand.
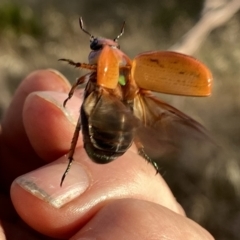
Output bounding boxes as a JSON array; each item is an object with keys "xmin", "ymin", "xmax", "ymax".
[{"xmin": 0, "ymin": 70, "xmax": 214, "ymax": 239}]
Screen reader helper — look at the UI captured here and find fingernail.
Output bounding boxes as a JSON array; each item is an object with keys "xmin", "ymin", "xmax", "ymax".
[
  {"xmin": 15, "ymin": 160, "xmax": 90, "ymax": 208},
  {"xmin": 34, "ymin": 91, "xmax": 80, "ymax": 125},
  {"xmin": 47, "ymin": 69, "xmax": 71, "ymax": 87}
]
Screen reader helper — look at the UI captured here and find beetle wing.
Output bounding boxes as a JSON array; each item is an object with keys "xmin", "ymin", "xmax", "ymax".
[
  {"xmin": 97, "ymin": 45, "xmax": 120, "ymax": 89},
  {"xmin": 132, "ymin": 51, "xmax": 212, "ymax": 96},
  {"xmin": 133, "ymin": 91, "xmax": 215, "ymax": 161}
]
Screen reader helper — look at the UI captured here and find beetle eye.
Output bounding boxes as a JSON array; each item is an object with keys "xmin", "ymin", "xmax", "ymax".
[{"xmin": 90, "ymin": 38, "xmax": 102, "ymax": 50}]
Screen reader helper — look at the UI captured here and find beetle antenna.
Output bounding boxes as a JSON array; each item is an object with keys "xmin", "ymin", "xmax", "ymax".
[
  {"xmin": 114, "ymin": 21, "xmax": 125, "ymax": 42},
  {"xmin": 79, "ymin": 17, "xmax": 94, "ymax": 41}
]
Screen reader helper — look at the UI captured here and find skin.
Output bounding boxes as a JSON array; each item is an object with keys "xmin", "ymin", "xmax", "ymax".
[{"xmin": 0, "ymin": 70, "xmax": 214, "ymax": 240}]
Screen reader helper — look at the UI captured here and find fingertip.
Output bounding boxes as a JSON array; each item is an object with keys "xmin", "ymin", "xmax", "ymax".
[
  {"xmin": 0, "ymin": 70, "xmax": 74, "ymax": 187},
  {"xmin": 71, "ymin": 199, "xmax": 213, "ymax": 240},
  {"xmin": 47, "ymin": 69, "xmax": 71, "ymax": 88},
  {"xmin": 2, "ymin": 69, "xmax": 71, "ymax": 146},
  {"xmin": 22, "ymin": 69, "xmax": 71, "ymax": 94},
  {"xmin": 10, "ymin": 150, "xmax": 91, "ymax": 239},
  {"xmin": 23, "ymin": 91, "xmax": 83, "ymax": 161}
]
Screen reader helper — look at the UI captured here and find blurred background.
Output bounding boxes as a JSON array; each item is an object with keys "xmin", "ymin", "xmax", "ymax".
[{"xmin": 0, "ymin": 0, "xmax": 240, "ymax": 239}]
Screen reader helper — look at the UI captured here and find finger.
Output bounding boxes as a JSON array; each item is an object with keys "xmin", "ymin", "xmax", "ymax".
[
  {"xmin": 23, "ymin": 91, "xmax": 83, "ymax": 161},
  {"xmin": 0, "ymin": 70, "xmax": 70, "ymax": 187},
  {"xmin": 71, "ymin": 199, "xmax": 214, "ymax": 240},
  {"xmin": 2, "ymin": 69, "xmax": 70, "ymax": 154},
  {"xmin": 11, "ymin": 148, "xmax": 181, "ymax": 239},
  {"xmin": 0, "ymin": 219, "xmax": 50, "ymax": 240},
  {"xmin": 0, "ymin": 224, "xmax": 6, "ymax": 240}
]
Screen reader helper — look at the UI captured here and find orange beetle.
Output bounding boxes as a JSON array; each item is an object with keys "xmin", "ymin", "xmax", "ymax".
[{"xmin": 59, "ymin": 18, "xmax": 213, "ymax": 186}]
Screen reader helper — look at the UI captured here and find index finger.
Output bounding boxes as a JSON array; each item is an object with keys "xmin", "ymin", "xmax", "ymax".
[{"xmin": 0, "ymin": 70, "xmax": 71, "ymax": 187}]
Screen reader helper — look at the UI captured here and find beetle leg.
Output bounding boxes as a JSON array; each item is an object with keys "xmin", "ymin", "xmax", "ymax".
[
  {"xmin": 134, "ymin": 139, "xmax": 159, "ymax": 174},
  {"xmin": 60, "ymin": 115, "xmax": 82, "ymax": 186},
  {"xmin": 59, "ymin": 58, "xmax": 97, "ymax": 70},
  {"xmin": 63, "ymin": 75, "xmax": 87, "ymax": 107}
]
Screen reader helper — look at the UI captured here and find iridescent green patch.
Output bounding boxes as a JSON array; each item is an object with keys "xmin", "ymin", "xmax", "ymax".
[{"xmin": 118, "ymin": 75, "xmax": 126, "ymax": 85}]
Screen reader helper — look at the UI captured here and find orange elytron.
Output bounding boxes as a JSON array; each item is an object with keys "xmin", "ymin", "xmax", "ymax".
[{"xmin": 59, "ymin": 18, "xmax": 213, "ymax": 186}]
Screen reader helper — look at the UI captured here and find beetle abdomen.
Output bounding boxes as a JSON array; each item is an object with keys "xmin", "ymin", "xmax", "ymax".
[{"xmin": 81, "ymin": 86, "xmax": 137, "ymax": 163}]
